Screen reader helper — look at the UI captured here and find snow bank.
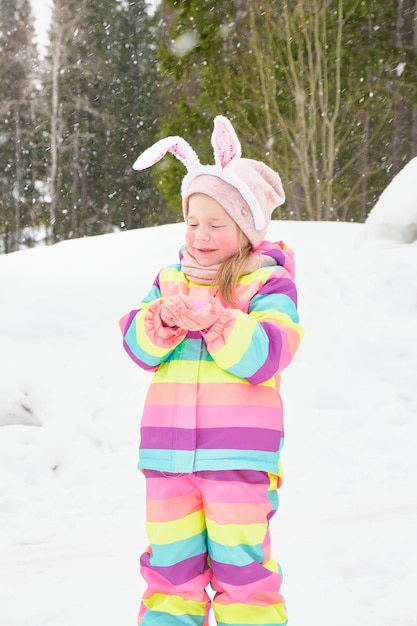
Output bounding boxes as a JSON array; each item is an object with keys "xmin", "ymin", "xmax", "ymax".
[{"xmin": 363, "ymin": 157, "xmax": 417, "ymax": 244}]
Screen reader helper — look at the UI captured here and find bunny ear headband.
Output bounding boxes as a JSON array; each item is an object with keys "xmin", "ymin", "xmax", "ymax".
[{"xmin": 132, "ymin": 115, "xmax": 267, "ymax": 231}]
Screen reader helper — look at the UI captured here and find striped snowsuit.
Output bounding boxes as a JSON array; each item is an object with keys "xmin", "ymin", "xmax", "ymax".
[{"xmin": 120, "ymin": 241, "xmax": 302, "ymax": 625}]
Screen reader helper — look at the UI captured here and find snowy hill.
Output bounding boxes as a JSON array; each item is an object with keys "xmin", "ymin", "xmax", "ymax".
[{"xmin": 1, "ymin": 160, "xmax": 417, "ymax": 625}]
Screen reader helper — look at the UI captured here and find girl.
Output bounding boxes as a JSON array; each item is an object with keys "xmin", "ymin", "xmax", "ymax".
[{"xmin": 120, "ymin": 116, "xmax": 303, "ymax": 626}]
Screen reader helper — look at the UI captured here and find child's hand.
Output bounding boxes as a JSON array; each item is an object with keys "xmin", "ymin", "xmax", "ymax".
[
  {"xmin": 173, "ymin": 297, "xmax": 224, "ymax": 331},
  {"xmin": 160, "ymin": 294, "xmax": 194, "ymax": 328}
]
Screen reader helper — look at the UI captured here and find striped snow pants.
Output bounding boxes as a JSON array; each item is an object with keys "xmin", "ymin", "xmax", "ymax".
[{"xmin": 138, "ymin": 469, "xmax": 287, "ymax": 626}]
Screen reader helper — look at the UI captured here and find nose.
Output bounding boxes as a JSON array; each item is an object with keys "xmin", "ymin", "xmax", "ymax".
[{"xmin": 194, "ymin": 225, "xmax": 210, "ymax": 241}]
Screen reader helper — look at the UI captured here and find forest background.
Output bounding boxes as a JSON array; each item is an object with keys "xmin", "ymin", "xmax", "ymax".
[{"xmin": 0, "ymin": 0, "xmax": 416, "ymax": 254}]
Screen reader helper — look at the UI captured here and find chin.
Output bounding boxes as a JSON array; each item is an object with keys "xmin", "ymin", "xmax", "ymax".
[
  {"xmin": 194, "ymin": 251, "xmax": 218, "ymax": 265},
  {"xmin": 197, "ymin": 257, "xmax": 216, "ymax": 267}
]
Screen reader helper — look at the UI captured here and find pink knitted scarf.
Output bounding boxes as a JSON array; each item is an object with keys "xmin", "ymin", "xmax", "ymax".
[{"xmin": 181, "ymin": 246, "xmax": 275, "ymax": 284}]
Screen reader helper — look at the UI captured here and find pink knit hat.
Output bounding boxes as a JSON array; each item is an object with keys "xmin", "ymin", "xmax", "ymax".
[{"xmin": 132, "ymin": 116, "xmax": 285, "ymax": 248}]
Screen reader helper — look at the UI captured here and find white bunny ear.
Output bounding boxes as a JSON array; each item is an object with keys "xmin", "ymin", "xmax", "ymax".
[
  {"xmin": 211, "ymin": 115, "xmax": 242, "ymax": 169},
  {"xmin": 132, "ymin": 136, "xmax": 200, "ymax": 171}
]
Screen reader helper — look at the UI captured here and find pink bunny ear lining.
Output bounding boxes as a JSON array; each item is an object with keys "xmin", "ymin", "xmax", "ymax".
[
  {"xmin": 133, "ymin": 136, "xmax": 200, "ymax": 171},
  {"xmin": 169, "ymin": 143, "xmax": 193, "ymax": 167},
  {"xmin": 212, "ymin": 115, "xmax": 242, "ymax": 169},
  {"xmin": 133, "ymin": 147, "xmax": 166, "ymax": 171}
]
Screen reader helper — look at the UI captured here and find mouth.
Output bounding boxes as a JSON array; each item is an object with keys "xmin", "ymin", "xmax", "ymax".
[{"xmin": 196, "ymin": 248, "xmax": 216, "ymax": 254}]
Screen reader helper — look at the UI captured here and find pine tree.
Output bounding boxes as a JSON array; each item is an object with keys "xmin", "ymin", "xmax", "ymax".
[
  {"xmin": 97, "ymin": 0, "xmax": 168, "ymax": 231},
  {"xmin": 43, "ymin": 0, "xmax": 164, "ymax": 243},
  {"xmin": 0, "ymin": 0, "xmax": 41, "ymax": 252}
]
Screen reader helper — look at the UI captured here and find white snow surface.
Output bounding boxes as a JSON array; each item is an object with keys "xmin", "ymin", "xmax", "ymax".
[
  {"xmin": 362, "ymin": 156, "xmax": 417, "ymax": 244},
  {"xmin": 1, "ymin": 161, "xmax": 417, "ymax": 625}
]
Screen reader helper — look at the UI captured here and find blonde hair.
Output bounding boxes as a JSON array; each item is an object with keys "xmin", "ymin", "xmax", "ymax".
[{"xmin": 211, "ymin": 231, "xmax": 253, "ymax": 306}]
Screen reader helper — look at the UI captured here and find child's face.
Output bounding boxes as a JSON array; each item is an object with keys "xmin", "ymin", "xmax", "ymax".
[{"xmin": 186, "ymin": 193, "xmax": 243, "ymax": 266}]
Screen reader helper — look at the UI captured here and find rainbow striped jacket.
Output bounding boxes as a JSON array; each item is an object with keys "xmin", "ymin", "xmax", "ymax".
[{"xmin": 119, "ymin": 241, "xmax": 303, "ymax": 477}]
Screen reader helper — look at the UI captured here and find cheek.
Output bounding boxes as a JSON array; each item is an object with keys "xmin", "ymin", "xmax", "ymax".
[
  {"xmin": 185, "ymin": 229, "xmax": 193, "ymax": 249},
  {"xmin": 216, "ymin": 231, "xmax": 240, "ymax": 256}
]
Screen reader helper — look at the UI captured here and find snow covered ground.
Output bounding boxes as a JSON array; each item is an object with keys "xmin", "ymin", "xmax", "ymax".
[{"xmin": 1, "ymin": 159, "xmax": 417, "ymax": 625}]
